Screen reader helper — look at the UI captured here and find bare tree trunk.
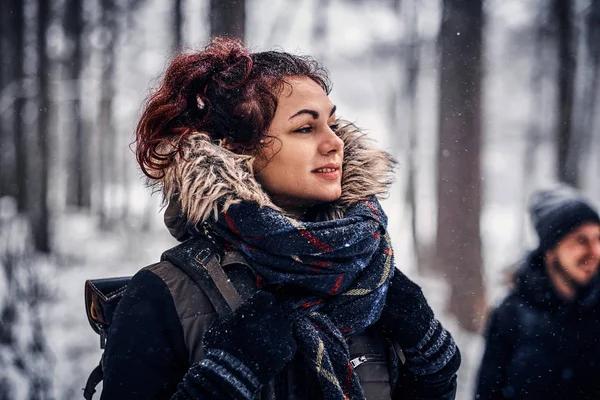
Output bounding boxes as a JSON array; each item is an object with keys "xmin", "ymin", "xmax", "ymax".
[
  {"xmin": 174, "ymin": 0, "xmax": 184, "ymax": 50},
  {"xmin": 0, "ymin": 3, "xmax": 7, "ymax": 198},
  {"xmin": 436, "ymin": 0, "xmax": 485, "ymax": 333},
  {"xmin": 520, "ymin": 7, "xmax": 551, "ymax": 250},
  {"xmin": 98, "ymin": 0, "xmax": 117, "ymax": 230},
  {"xmin": 585, "ymin": 0, "xmax": 600, "ymax": 116},
  {"xmin": 577, "ymin": 0, "xmax": 600, "ymax": 183},
  {"xmin": 210, "ymin": 0, "xmax": 245, "ymax": 41},
  {"xmin": 64, "ymin": 0, "xmax": 90, "ymax": 208},
  {"xmin": 5, "ymin": 0, "xmax": 27, "ymax": 212},
  {"xmin": 554, "ymin": 0, "xmax": 578, "ymax": 186},
  {"xmin": 402, "ymin": 0, "xmax": 422, "ymax": 273},
  {"xmin": 32, "ymin": 0, "xmax": 51, "ymax": 253}
]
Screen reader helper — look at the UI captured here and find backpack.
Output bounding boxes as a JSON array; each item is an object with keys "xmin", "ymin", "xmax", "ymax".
[{"xmin": 82, "ymin": 236, "xmax": 252, "ymax": 399}]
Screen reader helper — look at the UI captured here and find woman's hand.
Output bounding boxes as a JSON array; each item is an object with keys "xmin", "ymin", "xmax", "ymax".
[
  {"xmin": 378, "ymin": 270, "xmax": 436, "ymax": 347},
  {"xmin": 378, "ymin": 271, "xmax": 458, "ymax": 376},
  {"xmin": 173, "ymin": 291, "xmax": 296, "ymax": 399},
  {"xmin": 379, "ymin": 271, "xmax": 460, "ymax": 400},
  {"xmin": 202, "ymin": 291, "xmax": 297, "ymax": 382}
]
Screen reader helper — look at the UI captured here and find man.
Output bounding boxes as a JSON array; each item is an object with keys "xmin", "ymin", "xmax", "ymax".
[{"xmin": 475, "ymin": 185, "xmax": 600, "ymax": 400}]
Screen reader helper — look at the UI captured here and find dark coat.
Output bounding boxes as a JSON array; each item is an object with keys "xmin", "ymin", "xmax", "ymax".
[
  {"xmin": 475, "ymin": 249, "xmax": 600, "ymax": 400},
  {"xmin": 100, "ymin": 251, "xmax": 458, "ymax": 399}
]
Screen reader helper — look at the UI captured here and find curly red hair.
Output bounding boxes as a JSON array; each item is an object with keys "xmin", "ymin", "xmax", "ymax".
[{"xmin": 135, "ymin": 37, "xmax": 331, "ymax": 180}]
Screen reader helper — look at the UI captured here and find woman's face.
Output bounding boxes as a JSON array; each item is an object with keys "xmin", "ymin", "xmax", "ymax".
[{"xmin": 254, "ymin": 76, "xmax": 344, "ymax": 215}]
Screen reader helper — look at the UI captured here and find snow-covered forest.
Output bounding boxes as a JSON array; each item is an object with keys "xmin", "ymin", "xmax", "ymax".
[{"xmin": 1, "ymin": 0, "xmax": 599, "ymax": 398}]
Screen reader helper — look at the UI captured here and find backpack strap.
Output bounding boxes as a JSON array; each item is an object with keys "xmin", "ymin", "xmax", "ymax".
[
  {"xmin": 83, "ymin": 236, "xmax": 254, "ymax": 399},
  {"xmin": 161, "ymin": 235, "xmax": 252, "ymax": 314},
  {"xmin": 83, "ymin": 363, "xmax": 103, "ymax": 400},
  {"xmin": 203, "ymin": 252, "xmax": 245, "ymax": 310}
]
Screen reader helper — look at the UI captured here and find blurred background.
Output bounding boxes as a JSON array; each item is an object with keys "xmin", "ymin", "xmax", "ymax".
[{"xmin": 1, "ymin": 0, "xmax": 599, "ymax": 398}]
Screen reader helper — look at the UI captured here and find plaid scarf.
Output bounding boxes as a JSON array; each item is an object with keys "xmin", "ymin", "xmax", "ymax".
[{"xmin": 204, "ymin": 195, "xmax": 395, "ymax": 400}]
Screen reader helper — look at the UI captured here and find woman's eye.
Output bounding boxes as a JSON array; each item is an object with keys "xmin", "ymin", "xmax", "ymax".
[
  {"xmin": 293, "ymin": 123, "xmax": 339, "ymax": 134},
  {"xmin": 293, "ymin": 126, "xmax": 313, "ymax": 133}
]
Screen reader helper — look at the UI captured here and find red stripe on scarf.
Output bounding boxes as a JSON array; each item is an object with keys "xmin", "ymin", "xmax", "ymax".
[
  {"xmin": 302, "ymin": 299, "xmax": 324, "ymax": 308},
  {"xmin": 309, "ymin": 260, "xmax": 332, "ymax": 273},
  {"xmin": 365, "ymin": 200, "xmax": 380, "ymax": 221},
  {"xmin": 329, "ymin": 274, "xmax": 344, "ymax": 295},
  {"xmin": 297, "ymin": 229, "xmax": 333, "ymax": 253},
  {"xmin": 338, "ymin": 327, "xmax": 355, "ymax": 334},
  {"xmin": 223, "ymin": 211, "xmax": 241, "ymax": 236},
  {"xmin": 312, "ymin": 260, "xmax": 332, "ymax": 268},
  {"xmin": 344, "ymin": 361, "xmax": 354, "ymax": 399},
  {"xmin": 372, "ymin": 232, "xmax": 380, "ymax": 239}
]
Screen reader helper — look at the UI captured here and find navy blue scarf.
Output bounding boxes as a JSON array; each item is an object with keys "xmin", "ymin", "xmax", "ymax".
[{"xmin": 205, "ymin": 195, "xmax": 395, "ymax": 399}]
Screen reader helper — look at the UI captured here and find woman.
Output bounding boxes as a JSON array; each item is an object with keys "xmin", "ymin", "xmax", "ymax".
[{"xmin": 101, "ymin": 38, "xmax": 460, "ymax": 400}]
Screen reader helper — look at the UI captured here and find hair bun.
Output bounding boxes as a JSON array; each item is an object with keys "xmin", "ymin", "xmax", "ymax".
[{"xmin": 208, "ymin": 38, "xmax": 253, "ymax": 89}]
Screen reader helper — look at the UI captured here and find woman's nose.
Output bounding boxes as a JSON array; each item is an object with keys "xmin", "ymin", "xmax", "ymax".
[{"xmin": 320, "ymin": 127, "xmax": 344, "ymax": 155}]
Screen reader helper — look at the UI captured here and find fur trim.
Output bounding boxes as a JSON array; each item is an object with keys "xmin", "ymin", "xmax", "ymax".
[
  {"xmin": 162, "ymin": 133, "xmax": 279, "ymax": 226},
  {"xmin": 157, "ymin": 120, "xmax": 396, "ymax": 238}
]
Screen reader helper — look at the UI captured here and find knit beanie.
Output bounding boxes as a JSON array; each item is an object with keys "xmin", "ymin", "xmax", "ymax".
[{"xmin": 529, "ymin": 185, "xmax": 600, "ymax": 252}]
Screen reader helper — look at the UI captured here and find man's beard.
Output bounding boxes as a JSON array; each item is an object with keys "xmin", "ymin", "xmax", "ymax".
[{"xmin": 551, "ymin": 257, "xmax": 599, "ymax": 293}]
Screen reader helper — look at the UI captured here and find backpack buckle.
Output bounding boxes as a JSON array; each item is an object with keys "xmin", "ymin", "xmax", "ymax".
[{"xmin": 195, "ymin": 249, "xmax": 220, "ymax": 269}]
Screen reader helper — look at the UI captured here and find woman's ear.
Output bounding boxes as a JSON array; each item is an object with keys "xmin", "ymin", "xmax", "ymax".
[{"xmin": 221, "ymin": 138, "xmax": 233, "ymax": 151}]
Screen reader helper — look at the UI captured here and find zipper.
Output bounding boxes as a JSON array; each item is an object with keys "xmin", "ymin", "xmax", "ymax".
[{"xmin": 350, "ymin": 354, "xmax": 387, "ymax": 369}]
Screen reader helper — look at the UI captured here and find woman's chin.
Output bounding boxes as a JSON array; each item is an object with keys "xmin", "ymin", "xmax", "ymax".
[{"xmin": 315, "ymin": 189, "xmax": 342, "ymax": 204}]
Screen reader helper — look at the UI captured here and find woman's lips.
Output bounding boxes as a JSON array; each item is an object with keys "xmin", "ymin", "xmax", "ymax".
[{"xmin": 312, "ymin": 167, "xmax": 340, "ymax": 180}]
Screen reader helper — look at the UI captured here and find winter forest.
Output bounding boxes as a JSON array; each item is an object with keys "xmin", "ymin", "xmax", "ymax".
[{"xmin": 1, "ymin": 0, "xmax": 599, "ymax": 398}]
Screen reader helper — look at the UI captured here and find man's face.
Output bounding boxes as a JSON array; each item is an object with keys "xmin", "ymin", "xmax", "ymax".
[{"xmin": 548, "ymin": 223, "xmax": 600, "ymax": 286}]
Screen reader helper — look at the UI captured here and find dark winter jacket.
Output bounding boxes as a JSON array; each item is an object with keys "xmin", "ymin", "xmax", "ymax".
[
  {"xmin": 100, "ymin": 253, "xmax": 457, "ymax": 399},
  {"xmin": 475, "ymin": 249, "xmax": 600, "ymax": 400}
]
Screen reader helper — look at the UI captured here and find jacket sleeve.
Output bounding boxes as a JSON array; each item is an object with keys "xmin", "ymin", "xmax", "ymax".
[
  {"xmin": 474, "ymin": 299, "xmax": 517, "ymax": 400},
  {"xmin": 100, "ymin": 268, "xmax": 278, "ymax": 400},
  {"xmin": 101, "ymin": 269, "xmax": 190, "ymax": 400}
]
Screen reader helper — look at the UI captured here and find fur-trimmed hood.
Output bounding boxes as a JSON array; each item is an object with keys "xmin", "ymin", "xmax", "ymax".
[{"xmin": 160, "ymin": 120, "xmax": 396, "ymax": 241}]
